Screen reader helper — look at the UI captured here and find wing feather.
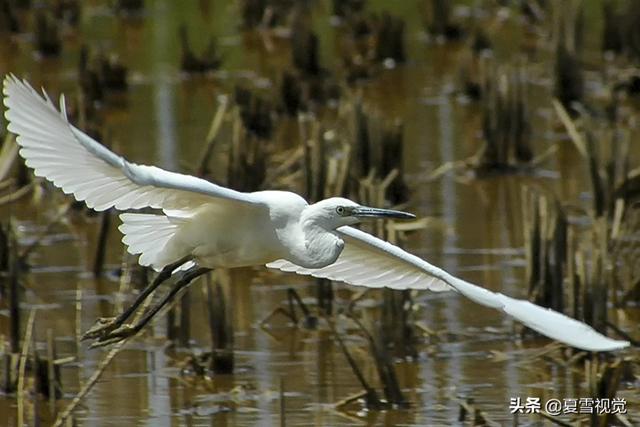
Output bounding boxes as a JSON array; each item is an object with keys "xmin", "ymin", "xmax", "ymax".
[
  {"xmin": 267, "ymin": 226, "xmax": 629, "ymax": 352},
  {"xmin": 3, "ymin": 75, "xmax": 264, "ymax": 212}
]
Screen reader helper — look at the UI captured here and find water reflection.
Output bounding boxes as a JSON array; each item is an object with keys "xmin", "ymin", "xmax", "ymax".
[
  {"xmin": 152, "ymin": 0, "xmax": 177, "ymax": 173},
  {"xmin": 434, "ymin": 91, "xmax": 462, "ymax": 422}
]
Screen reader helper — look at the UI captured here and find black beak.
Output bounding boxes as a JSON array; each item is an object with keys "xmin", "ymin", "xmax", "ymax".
[{"xmin": 352, "ymin": 206, "xmax": 416, "ymax": 220}]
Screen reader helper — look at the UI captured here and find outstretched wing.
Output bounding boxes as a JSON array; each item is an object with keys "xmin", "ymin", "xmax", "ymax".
[
  {"xmin": 2, "ymin": 75, "xmax": 264, "ymax": 212},
  {"xmin": 267, "ymin": 226, "xmax": 629, "ymax": 352}
]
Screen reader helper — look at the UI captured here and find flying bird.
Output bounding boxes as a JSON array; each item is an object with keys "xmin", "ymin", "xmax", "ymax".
[{"xmin": 2, "ymin": 75, "xmax": 629, "ymax": 351}]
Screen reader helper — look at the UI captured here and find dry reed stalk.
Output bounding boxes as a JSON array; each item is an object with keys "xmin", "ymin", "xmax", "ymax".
[
  {"xmin": 291, "ymin": 12, "xmax": 320, "ymax": 76},
  {"xmin": 349, "ymin": 314, "xmax": 408, "ymax": 407},
  {"xmin": 333, "ymin": 143, "xmax": 351, "ymax": 196},
  {"xmin": 179, "ymin": 25, "xmax": 222, "ymax": 74},
  {"xmin": 1, "ymin": 339, "xmax": 11, "ymax": 392},
  {"xmin": 333, "ymin": 390, "xmax": 368, "ymax": 409},
  {"xmin": 374, "ymin": 12, "xmax": 406, "ymax": 64},
  {"xmin": 0, "ymin": 178, "xmax": 15, "ymax": 192},
  {"xmin": 17, "ymin": 308, "xmax": 36, "ymax": 427},
  {"xmin": 477, "ymin": 61, "xmax": 533, "ymax": 173},
  {"xmin": 0, "ymin": 133, "xmax": 18, "ymax": 181},
  {"xmin": 204, "ymin": 272, "xmax": 234, "ymax": 373},
  {"xmin": 306, "ymin": 119, "xmax": 324, "ymax": 202},
  {"xmin": 423, "ymin": 0, "xmax": 461, "ymax": 41},
  {"xmin": 298, "ymin": 113, "xmax": 313, "ymax": 199},
  {"xmin": 551, "ymin": 98, "xmax": 587, "ymax": 158},
  {"xmin": 352, "ymin": 101, "xmax": 370, "ymax": 180},
  {"xmin": 114, "ymin": 251, "xmax": 136, "ymax": 316},
  {"xmin": 227, "ymin": 103, "xmax": 267, "ymax": 191},
  {"xmin": 551, "ymin": 0, "xmax": 584, "ymax": 111},
  {"xmin": 259, "ymin": 285, "xmax": 318, "ymax": 330},
  {"xmin": 264, "ymin": 146, "xmax": 304, "ymax": 187},
  {"xmin": 46, "ymin": 329, "xmax": 56, "ymax": 414},
  {"xmin": 567, "ymin": 225, "xmax": 578, "ymax": 318},
  {"xmin": 7, "ymin": 223, "xmax": 20, "ymax": 354},
  {"xmin": 279, "ymin": 376, "xmax": 285, "ymax": 427},
  {"xmin": 92, "ymin": 209, "xmax": 111, "ymax": 277},
  {"xmin": 74, "ymin": 286, "xmax": 82, "ymax": 348},
  {"xmin": 0, "ymin": 182, "xmax": 34, "ymax": 206},
  {"xmin": 52, "ymin": 341, "xmax": 126, "ymax": 427},
  {"xmin": 324, "ymin": 316, "xmax": 383, "ymax": 409},
  {"xmin": 196, "ymin": 95, "xmax": 229, "ymax": 176},
  {"xmin": 178, "ymin": 287, "xmax": 191, "ymax": 348}
]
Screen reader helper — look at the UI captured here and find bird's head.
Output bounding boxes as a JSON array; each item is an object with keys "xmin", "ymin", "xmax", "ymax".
[{"xmin": 304, "ymin": 197, "xmax": 415, "ymax": 230}]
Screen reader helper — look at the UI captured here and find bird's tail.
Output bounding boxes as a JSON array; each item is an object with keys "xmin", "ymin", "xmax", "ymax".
[{"xmin": 119, "ymin": 213, "xmax": 192, "ymax": 271}]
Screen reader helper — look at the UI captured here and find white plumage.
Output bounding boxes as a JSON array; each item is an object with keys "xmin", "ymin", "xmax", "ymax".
[
  {"xmin": 2, "ymin": 74, "xmax": 630, "ymax": 352},
  {"xmin": 269, "ymin": 227, "xmax": 451, "ymax": 292},
  {"xmin": 119, "ymin": 213, "xmax": 182, "ymax": 268}
]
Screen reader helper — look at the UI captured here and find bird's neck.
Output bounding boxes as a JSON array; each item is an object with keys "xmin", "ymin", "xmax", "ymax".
[{"xmin": 293, "ymin": 221, "xmax": 344, "ymax": 269}]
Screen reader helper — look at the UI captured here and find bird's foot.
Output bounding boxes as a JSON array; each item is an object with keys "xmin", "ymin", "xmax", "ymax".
[
  {"xmin": 89, "ymin": 324, "xmax": 139, "ymax": 348},
  {"xmin": 81, "ymin": 317, "xmax": 118, "ymax": 341}
]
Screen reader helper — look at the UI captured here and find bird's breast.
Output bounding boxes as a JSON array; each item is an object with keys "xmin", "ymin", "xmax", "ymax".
[{"xmin": 286, "ymin": 231, "xmax": 344, "ymax": 269}]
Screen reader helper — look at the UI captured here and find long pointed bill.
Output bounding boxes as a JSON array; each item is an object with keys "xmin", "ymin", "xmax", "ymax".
[{"xmin": 352, "ymin": 206, "xmax": 416, "ymax": 220}]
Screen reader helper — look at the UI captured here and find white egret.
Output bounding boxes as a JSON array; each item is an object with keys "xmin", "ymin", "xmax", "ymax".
[{"xmin": 2, "ymin": 75, "xmax": 630, "ymax": 351}]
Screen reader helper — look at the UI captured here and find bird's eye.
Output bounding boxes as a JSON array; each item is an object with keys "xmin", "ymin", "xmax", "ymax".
[{"xmin": 336, "ymin": 206, "xmax": 346, "ymax": 216}]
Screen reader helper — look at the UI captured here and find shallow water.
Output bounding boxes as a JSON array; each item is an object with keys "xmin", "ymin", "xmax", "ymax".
[{"xmin": 0, "ymin": 1, "xmax": 638, "ymax": 426}]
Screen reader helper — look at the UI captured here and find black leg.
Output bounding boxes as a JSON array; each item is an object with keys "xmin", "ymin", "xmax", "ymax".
[
  {"xmin": 82, "ymin": 254, "xmax": 194, "ymax": 340},
  {"xmin": 91, "ymin": 267, "xmax": 212, "ymax": 347}
]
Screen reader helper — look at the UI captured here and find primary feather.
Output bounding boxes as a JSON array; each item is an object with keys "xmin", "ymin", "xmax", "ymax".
[{"xmin": 2, "ymin": 74, "xmax": 263, "ymax": 213}]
